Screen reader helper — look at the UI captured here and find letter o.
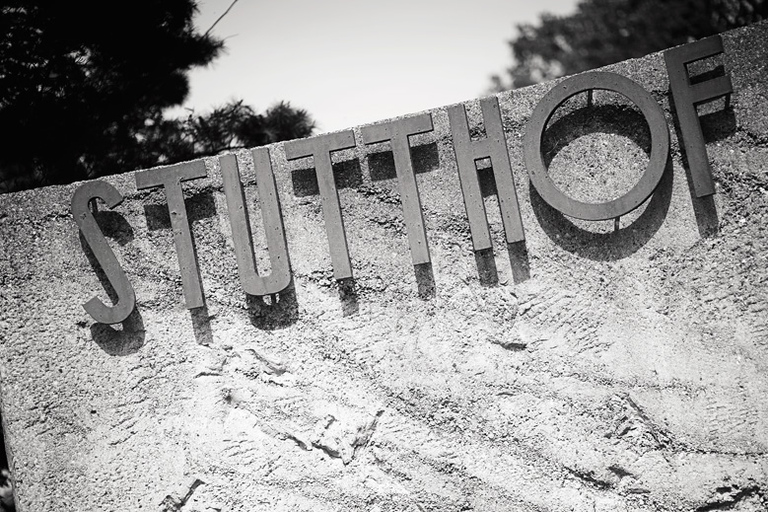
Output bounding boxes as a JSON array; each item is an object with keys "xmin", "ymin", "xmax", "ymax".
[{"xmin": 523, "ymin": 71, "xmax": 670, "ymax": 221}]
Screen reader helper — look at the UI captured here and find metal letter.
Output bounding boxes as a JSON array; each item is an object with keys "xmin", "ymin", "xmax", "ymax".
[
  {"xmin": 361, "ymin": 115, "xmax": 434, "ymax": 265},
  {"xmin": 135, "ymin": 160, "xmax": 207, "ymax": 309},
  {"xmin": 665, "ymin": 35, "xmax": 732, "ymax": 197},
  {"xmin": 448, "ymin": 97, "xmax": 525, "ymax": 250},
  {"xmin": 284, "ymin": 131, "xmax": 356, "ymax": 280},
  {"xmin": 71, "ymin": 181, "xmax": 136, "ymax": 324},
  {"xmin": 220, "ymin": 148, "xmax": 292, "ymax": 296},
  {"xmin": 523, "ymin": 71, "xmax": 670, "ymax": 221}
]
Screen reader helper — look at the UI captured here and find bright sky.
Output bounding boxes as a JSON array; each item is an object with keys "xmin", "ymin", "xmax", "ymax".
[{"xmin": 180, "ymin": 0, "xmax": 579, "ymax": 133}]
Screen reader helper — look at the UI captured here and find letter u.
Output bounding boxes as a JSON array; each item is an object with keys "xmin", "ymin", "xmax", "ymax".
[{"xmin": 220, "ymin": 148, "xmax": 292, "ymax": 296}]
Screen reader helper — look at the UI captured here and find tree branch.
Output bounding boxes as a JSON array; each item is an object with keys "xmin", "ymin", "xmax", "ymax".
[{"xmin": 204, "ymin": 0, "xmax": 240, "ymax": 37}]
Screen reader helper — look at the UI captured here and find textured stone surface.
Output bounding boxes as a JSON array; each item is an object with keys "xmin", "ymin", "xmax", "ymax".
[{"xmin": 1, "ymin": 23, "xmax": 767, "ymax": 512}]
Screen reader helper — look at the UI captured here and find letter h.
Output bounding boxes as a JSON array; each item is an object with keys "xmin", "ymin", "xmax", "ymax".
[{"xmin": 448, "ymin": 97, "xmax": 525, "ymax": 252}]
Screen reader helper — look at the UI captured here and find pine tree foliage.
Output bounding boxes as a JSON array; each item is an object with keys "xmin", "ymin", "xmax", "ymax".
[
  {"xmin": 0, "ymin": 1, "xmax": 315, "ymax": 193},
  {"xmin": 492, "ymin": 0, "xmax": 768, "ymax": 90}
]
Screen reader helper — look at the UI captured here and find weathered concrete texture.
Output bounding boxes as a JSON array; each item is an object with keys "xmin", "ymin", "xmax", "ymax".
[{"xmin": 2, "ymin": 22, "xmax": 768, "ymax": 512}]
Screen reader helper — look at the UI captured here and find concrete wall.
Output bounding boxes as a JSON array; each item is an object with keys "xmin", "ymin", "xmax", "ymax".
[{"xmin": 1, "ymin": 22, "xmax": 767, "ymax": 512}]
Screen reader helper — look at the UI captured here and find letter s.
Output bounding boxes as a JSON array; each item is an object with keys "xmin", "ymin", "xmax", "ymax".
[{"xmin": 71, "ymin": 181, "xmax": 136, "ymax": 324}]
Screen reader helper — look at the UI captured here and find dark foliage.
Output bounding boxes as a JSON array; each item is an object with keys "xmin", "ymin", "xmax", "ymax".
[
  {"xmin": 140, "ymin": 100, "xmax": 315, "ymax": 167},
  {"xmin": 491, "ymin": 0, "xmax": 768, "ymax": 90},
  {"xmin": 0, "ymin": 1, "xmax": 315, "ymax": 193}
]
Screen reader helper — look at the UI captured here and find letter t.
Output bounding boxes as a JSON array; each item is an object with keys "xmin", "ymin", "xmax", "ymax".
[
  {"xmin": 284, "ymin": 131, "xmax": 357, "ymax": 280},
  {"xmin": 361, "ymin": 115, "xmax": 434, "ymax": 265},
  {"xmin": 135, "ymin": 160, "xmax": 208, "ymax": 309}
]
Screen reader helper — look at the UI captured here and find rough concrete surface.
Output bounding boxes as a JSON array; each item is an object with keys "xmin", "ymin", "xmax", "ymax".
[{"xmin": 1, "ymin": 22, "xmax": 767, "ymax": 512}]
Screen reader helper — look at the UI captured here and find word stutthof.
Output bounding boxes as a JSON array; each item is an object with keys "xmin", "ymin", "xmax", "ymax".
[{"xmin": 72, "ymin": 37, "xmax": 731, "ymax": 324}]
